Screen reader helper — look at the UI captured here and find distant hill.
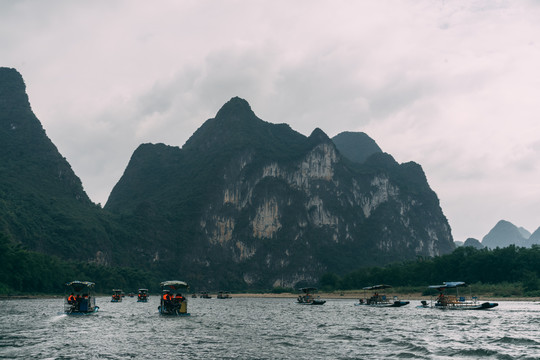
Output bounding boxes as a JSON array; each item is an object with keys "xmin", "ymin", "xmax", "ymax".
[
  {"xmin": 463, "ymin": 238, "xmax": 484, "ymax": 249},
  {"xmin": 525, "ymin": 227, "xmax": 540, "ymax": 247},
  {"xmin": 331, "ymin": 131, "xmax": 382, "ymax": 163},
  {"xmin": 482, "ymin": 220, "xmax": 529, "ymax": 249}
]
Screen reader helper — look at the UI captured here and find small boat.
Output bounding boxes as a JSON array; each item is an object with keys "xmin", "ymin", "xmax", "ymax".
[
  {"xmin": 137, "ymin": 288, "xmax": 149, "ymax": 302},
  {"xmin": 128, "ymin": 293, "xmax": 135, "ymax": 298},
  {"xmin": 427, "ymin": 282, "xmax": 498, "ymax": 310},
  {"xmin": 158, "ymin": 280, "xmax": 190, "ymax": 316},
  {"xmin": 191, "ymin": 293, "xmax": 197, "ymax": 298},
  {"xmin": 111, "ymin": 289, "xmax": 123, "ymax": 302},
  {"xmin": 199, "ymin": 291, "xmax": 212, "ymax": 299},
  {"xmin": 64, "ymin": 281, "xmax": 99, "ymax": 315},
  {"xmin": 297, "ymin": 287, "xmax": 326, "ymax": 305},
  {"xmin": 217, "ymin": 291, "xmax": 232, "ymax": 299},
  {"xmin": 357, "ymin": 285, "xmax": 409, "ymax": 307}
]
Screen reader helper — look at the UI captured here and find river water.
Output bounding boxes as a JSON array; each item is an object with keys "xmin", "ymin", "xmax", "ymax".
[{"xmin": 0, "ymin": 297, "xmax": 538, "ymax": 359}]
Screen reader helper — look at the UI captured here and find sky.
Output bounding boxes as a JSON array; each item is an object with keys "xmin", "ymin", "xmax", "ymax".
[{"xmin": 2, "ymin": 0, "xmax": 540, "ymax": 242}]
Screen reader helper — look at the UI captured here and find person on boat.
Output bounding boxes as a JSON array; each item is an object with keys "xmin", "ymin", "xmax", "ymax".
[
  {"xmin": 162, "ymin": 290, "xmax": 172, "ymax": 311},
  {"xmin": 67, "ymin": 293, "xmax": 76, "ymax": 304},
  {"xmin": 174, "ymin": 293, "xmax": 184, "ymax": 303}
]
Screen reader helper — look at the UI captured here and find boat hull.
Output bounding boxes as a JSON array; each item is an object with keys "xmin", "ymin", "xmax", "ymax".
[
  {"xmin": 297, "ymin": 300, "xmax": 326, "ymax": 305},
  {"xmin": 356, "ymin": 300, "xmax": 409, "ymax": 307},
  {"xmin": 435, "ymin": 301, "xmax": 498, "ymax": 310},
  {"xmin": 65, "ymin": 306, "xmax": 99, "ymax": 315}
]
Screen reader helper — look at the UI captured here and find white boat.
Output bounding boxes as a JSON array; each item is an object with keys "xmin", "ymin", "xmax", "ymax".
[{"xmin": 426, "ymin": 282, "xmax": 498, "ymax": 310}]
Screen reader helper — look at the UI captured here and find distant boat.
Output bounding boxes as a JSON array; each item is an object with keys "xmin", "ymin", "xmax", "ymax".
[
  {"xmin": 137, "ymin": 288, "xmax": 149, "ymax": 302},
  {"xmin": 199, "ymin": 291, "xmax": 212, "ymax": 299},
  {"xmin": 111, "ymin": 289, "xmax": 123, "ymax": 302},
  {"xmin": 356, "ymin": 285, "xmax": 409, "ymax": 307},
  {"xmin": 64, "ymin": 281, "xmax": 99, "ymax": 315},
  {"xmin": 425, "ymin": 282, "xmax": 498, "ymax": 310},
  {"xmin": 297, "ymin": 287, "xmax": 326, "ymax": 305},
  {"xmin": 217, "ymin": 291, "xmax": 232, "ymax": 299},
  {"xmin": 158, "ymin": 280, "xmax": 190, "ymax": 316}
]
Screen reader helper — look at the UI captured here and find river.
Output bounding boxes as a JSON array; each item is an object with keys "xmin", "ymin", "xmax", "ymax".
[{"xmin": 0, "ymin": 297, "xmax": 538, "ymax": 359}]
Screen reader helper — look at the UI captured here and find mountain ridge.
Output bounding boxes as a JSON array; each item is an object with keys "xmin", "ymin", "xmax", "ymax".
[{"xmin": 1, "ymin": 68, "xmax": 455, "ymax": 289}]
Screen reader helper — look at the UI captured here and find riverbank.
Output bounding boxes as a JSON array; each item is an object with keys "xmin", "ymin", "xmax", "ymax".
[{"xmin": 230, "ymin": 292, "xmax": 540, "ymax": 301}]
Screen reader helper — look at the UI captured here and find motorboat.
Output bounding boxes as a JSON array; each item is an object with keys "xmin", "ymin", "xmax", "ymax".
[
  {"xmin": 158, "ymin": 280, "xmax": 190, "ymax": 316},
  {"xmin": 64, "ymin": 281, "xmax": 99, "ymax": 315},
  {"xmin": 217, "ymin": 291, "xmax": 232, "ymax": 299},
  {"xmin": 427, "ymin": 282, "xmax": 498, "ymax": 310},
  {"xmin": 137, "ymin": 288, "xmax": 149, "ymax": 302},
  {"xmin": 111, "ymin": 289, "xmax": 123, "ymax": 302},
  {"xmin": 297, "ymin": 287, "xmax": 326, "ymax": 305},
  {"xmin": 357, "ymin": 285, "xmax": 409, "ymax": 307}
]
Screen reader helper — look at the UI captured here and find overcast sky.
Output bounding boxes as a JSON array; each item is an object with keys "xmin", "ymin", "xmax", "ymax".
[{"xmin": 2, "ymin": 0, "xmax": 539, "ymax": 242}]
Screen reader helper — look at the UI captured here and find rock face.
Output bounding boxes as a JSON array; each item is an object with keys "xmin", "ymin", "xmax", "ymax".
[{"xmin": 106, "ymin": 97, "xmax": 455, "ymax": 288}]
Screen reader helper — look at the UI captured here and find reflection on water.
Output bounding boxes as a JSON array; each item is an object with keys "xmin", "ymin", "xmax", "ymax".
[{"xmin": 0, "ymin": 297, "xmax": 538, "ymax": 359}]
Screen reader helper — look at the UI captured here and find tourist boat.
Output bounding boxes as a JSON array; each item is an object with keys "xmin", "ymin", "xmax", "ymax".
[
  {"xmin": 64, "ymin": 281, "xmax": 99, "ymax": 315},
  {"xmin": 297, "ymin": 287, "xmax": 326, "ymax": 305},
  {"xmin": 137, "ymin": 288, "xmax": 149, "ymax": 302},
  {"xmin": 111, "ymin": 289, "xmax": 123, "ymax": 302},
  {"xmin": 158, "ymin": 280, "xmax": 190, "ymax": 316},
  {"xmin": 427, "ymin": 282, "xmax": 498, "ymax": 310},
  {"xmin": 199, "ymin": 291, "xmax": 212, "ymax": 299},
  {"xmin": 217, "ymin": 291, "xmax": 232, "ymax": 299},
  {"xmin": 357, "ymin": 285, "xmax": 409, "ymax": 307}
]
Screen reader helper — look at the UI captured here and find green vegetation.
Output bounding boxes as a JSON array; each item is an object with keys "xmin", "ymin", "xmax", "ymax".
[
  {"xmin": 320, "ymin": 245, "xmax": 540, "ymax": 297},
  {"xmin": 0, "ymin": 233, "xmax": 159, "ymax": 295}
]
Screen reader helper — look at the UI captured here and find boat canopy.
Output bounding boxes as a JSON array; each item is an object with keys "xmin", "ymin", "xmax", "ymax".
[
  {"xmin": 65, "ymin": 281, "xmax": 95, "ymax": 292},
  {"xmin": 300, "ymin": 287, "xmax": 318, "ymax": 293},
  {"xmin": 112, "ymin": 289, "xmax": 123, "ymax": 292},
  {"xmin": 138, "ymin": 288, "xmax": 148, "ymax": 292},
  {"xmin": 428, "ymin": 281, "xmax": 467, "ymax": 290},
  {"xmin": 160, "ymin": 280, "xmax": 189, "ymax": 291},
  {"xmin": 362, "ymin": 284, "xmax": 392, "ymax": 290}
]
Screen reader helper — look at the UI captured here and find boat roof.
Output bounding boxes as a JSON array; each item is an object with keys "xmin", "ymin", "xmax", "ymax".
[
  {"xmin": 160, "ymin": 280, "xmax": 189, "ymax": 290},
  {"xmin": 112, "ymin": 289, "xmax": 123, "ymax": 292},
  {"xmin": 138, "ymin": 288, "xmax": 148, "ymax": 292},
  {"xmin": 65, "ymin": 281, "xmax": 95, "ymax": 292},
  {"xmin": 428, "ymin": 281, "xmax": 467, "ymax": 289},
  {"xmin": 362, "ymin": 284, "xmax": 392, "ymax": 290},
  {"xmin": 299, "ymin": 287, "xmax": 318, "ymax": 293}
]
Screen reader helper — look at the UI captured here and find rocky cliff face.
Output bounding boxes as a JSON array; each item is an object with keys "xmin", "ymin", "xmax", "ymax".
[{"xmin": 106, "ymin": 97, "xmax": 454, "ymax": 288}]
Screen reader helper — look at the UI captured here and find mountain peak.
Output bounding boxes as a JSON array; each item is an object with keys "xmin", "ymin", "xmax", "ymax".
[
  {"xmin": 215, "ymin": 97, "xmax": 257, "ymax": 121},
  {"xmin": 0, "ymin": 67, "xmax": 30, "ymax": 113},
  {"xmin": 308, "ymin": 128, "xmax": 330, "ymax": 144},
  {"xmin": 332, "ymin": 131, "xmax": 382, "ymax": 163}
]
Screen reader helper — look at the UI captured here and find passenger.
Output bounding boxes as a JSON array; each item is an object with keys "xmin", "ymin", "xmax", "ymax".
[
  {"xmin": 174, "ymin": 293, "xmax": 184, "ymax": 302},
  {"xmin": 67, "ymin": 293, "xmax": 76, "ymax": 304}
]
